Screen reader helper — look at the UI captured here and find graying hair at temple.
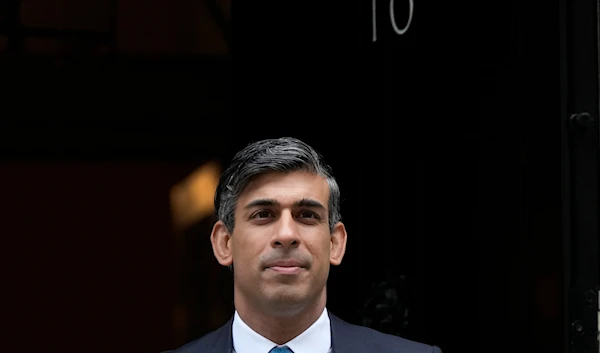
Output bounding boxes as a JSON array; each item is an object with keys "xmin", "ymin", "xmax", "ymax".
[{"xmin": 214, "ymin": 137, "xmax": 342, "ymax": 234}]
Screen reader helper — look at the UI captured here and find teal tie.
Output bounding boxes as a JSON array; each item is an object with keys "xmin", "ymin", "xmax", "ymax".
[{"xmin": 269, "ymin": 346, "xmax": 294, "ymax": 353}]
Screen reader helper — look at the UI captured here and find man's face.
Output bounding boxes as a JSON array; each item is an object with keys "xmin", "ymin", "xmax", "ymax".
[{"xmin": 219, "ymin": 171, "xmax": 346, "ymax": 316}]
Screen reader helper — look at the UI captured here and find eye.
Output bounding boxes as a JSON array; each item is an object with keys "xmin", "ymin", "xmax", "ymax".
[
  {"xmin": 298, "ymin": 211, "xmax": 319, "ymax": 219},
  {"xmin": 252, "ymin": 210, "xmax": 273, "ymax": 219}
]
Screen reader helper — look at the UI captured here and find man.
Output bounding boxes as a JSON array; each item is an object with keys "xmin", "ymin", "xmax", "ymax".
[{"xmin": 167, "ymin": 137, "xmax": 443, "ymax": 353}]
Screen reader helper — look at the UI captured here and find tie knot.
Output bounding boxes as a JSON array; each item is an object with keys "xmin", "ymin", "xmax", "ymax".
[{"xmin": 269, "ymin": 346, "xmax": 294, "ymax": 353}]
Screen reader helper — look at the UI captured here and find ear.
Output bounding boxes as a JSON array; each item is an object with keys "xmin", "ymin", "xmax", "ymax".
[
  {"xmin": 210, "ymin": 220, "xmax": 233, "ymax": 266},
  {"xmin": 329, "ymin": 221, "xmax": 348, "ymax": 266}
]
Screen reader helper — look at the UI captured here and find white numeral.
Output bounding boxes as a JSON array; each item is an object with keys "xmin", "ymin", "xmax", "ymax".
[{"xmin": 373, "ymin": 0, "xmax": 414, "ymax": 42}]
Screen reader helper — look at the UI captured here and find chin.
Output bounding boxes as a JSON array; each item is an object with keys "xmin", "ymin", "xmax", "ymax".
[
  {"xmin": 265, "ymin": 287, "xmax": 324, "ymax": 312},
  {"xmin": 271, "ymin": 288, "xmax": 305, "ymax": 303},
  {"xmin": 264, "ymin": 287, "xmax": 304, "ymax": 303}
]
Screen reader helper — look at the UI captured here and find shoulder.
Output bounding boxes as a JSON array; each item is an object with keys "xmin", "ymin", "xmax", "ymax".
[
  {"xmin": 329, "ymin": 312, "xmax": 442, "ymax": 353},
  {"xmin": 164, "ymin": 332, "xmax": 220, "ymax": 353},
  {"xmin": 162, "ymin": 318, "xmax": 232, "ymax": 353}
]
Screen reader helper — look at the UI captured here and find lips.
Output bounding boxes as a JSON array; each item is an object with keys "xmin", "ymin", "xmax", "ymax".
[
  {"xmin": 264, "ymin": 259, "xmax": 306, "ymax": 274},
  {"xmin": 265, "ymin": 259, "xmax": 304, "ymax": 268}
]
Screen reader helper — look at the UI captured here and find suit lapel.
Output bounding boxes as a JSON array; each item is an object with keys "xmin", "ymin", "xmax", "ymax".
[
  {"xmin": 328, "ymin": 311, "xmax": 363, "ymax": 353},
  {"xmin": 214, "ymin": 317, "xmax": 234, "ymax": 353}
]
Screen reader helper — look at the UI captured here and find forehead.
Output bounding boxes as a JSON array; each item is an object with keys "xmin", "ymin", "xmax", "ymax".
[{"xmin": 237, "ymin": 171, "xmax": 330, "ymax": 206}]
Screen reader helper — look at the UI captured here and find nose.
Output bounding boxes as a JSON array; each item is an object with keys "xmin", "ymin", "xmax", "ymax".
[{"xmin": 271, "ymin": 211, "xmax": 300, "ymax": 249}]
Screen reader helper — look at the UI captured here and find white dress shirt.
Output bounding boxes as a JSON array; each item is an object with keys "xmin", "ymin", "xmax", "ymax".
[{"xmin": 232, "ymin": 307, "xmax": 332, "ymax": 353}]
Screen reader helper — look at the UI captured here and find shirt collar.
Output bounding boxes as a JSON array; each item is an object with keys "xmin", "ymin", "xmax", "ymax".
[{"xmin": 232, "ymin": 307, "xmax": 331, "ymax": 353}]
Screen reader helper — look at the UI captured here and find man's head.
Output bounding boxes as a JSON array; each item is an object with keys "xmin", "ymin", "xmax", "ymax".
[
  {"xmin": 214, "ymin": 137, "xmax": 342, "ymax": 234},
  {"xmin": 210, "ymin": 137, "xmax": 347, "ymax": 318}
]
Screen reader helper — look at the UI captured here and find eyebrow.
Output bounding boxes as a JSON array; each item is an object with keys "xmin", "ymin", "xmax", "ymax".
[{"xmin": 244, "ymin": 198, "xmax": 326, "ymax": 210}]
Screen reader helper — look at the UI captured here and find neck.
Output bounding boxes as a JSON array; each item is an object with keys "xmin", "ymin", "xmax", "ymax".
[{"xmin": 234, "ymin": 291, "xmax": 327, "ymax": 345}]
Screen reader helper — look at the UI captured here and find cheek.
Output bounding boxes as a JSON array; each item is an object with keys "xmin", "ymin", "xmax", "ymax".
[
  {"xmin": 308, "ymin": 238, "xmax": 332, "ymax": 260},
  {"xmin": 232, "ymin": 247, "xmax": 256, "ymax": 276},
  {"xmin": 232, "ymin": 236, "xmax": 263, "ymax": 263}
]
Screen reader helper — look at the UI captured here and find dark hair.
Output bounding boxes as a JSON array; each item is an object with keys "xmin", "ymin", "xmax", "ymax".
[{"xmin": 214, "ymin": 137, "xmax": 341, "ymax": 233}]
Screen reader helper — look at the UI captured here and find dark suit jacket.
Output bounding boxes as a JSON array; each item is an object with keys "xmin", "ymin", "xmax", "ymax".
[{"xmin": 164, "ymin": 311, "xmax": 443, "ymax": 353}]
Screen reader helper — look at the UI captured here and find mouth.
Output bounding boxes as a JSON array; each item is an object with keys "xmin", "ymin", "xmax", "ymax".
[
  {"xmin": 264, "ymin": 259, "xmax": 306, "ymax": 274},
  {"xmin": 267, "ymin": 265, "xmax": 304, "ymax": 274}
]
